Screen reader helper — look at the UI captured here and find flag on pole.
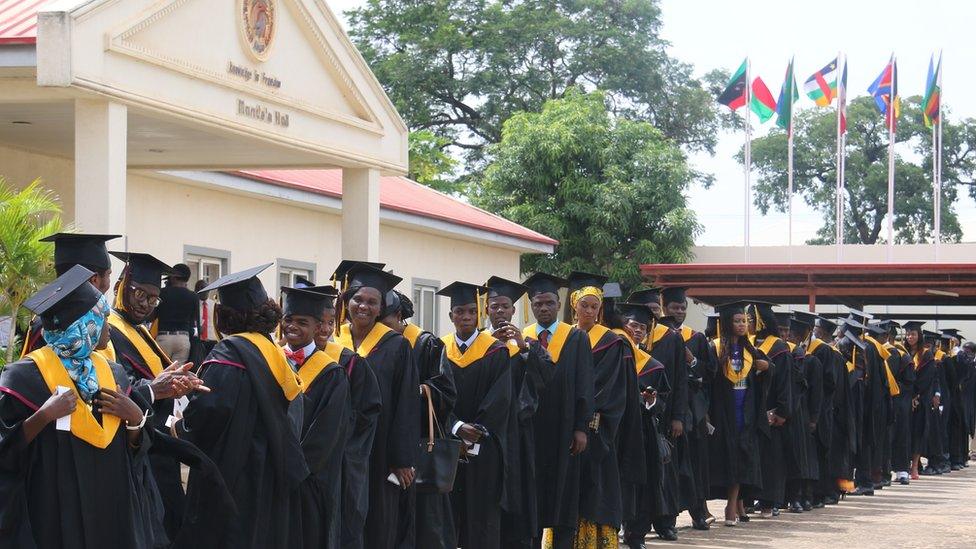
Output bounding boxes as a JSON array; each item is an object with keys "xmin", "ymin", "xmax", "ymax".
[
  {"xmin": 776, "ymin": 58, "xmax": 799, "ymax": 133},
  {"xmin": 923, "ymin": 53, "xmax": 942, "ymax": 128},
  {"xmin": 750, "ymin": 76, "xmax": 777, "ymax": 123},
  {"xmin": 838, "ymin": 59, "xmax": 848, "ymax": 134},
  {"xmin": 717, "ymin": 59, "xmax": 748, "ymax": 110},
  {"xmin": 868, "ymin": 56, "xmax": 900, "ymax": 130},
  {"xmin": 804, "ymin": 58, "xmax": 839, "ymax": 106}
]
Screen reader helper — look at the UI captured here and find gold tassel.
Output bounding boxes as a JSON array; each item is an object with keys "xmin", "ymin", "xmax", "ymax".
[
  {"xmin": 113, "ymin": 266, "xmax": 129, "ymax": 312},
  {"xmin": 337, "ymin": 274, "xmax": 348, "ymax": 336},
  {"xmin": 522, "ymin": 296, "xmax": 529, "ymax": 324},
  {"xmin": 476, "ymin": 289, "xmax": 484, "ymax": 331}
]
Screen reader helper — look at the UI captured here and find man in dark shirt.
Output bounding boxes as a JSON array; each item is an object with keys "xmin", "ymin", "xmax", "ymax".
[{"xmin": 156, "ymin": 263, "xmax": 200, "ymax": 363}]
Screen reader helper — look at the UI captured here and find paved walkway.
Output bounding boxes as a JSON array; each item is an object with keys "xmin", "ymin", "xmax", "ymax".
[{"xmin": 656, "ymin": 468, "xmax": 976, "ymax": 548}]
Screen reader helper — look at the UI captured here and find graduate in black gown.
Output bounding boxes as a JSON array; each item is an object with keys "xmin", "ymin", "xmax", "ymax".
[
  {"xmin": 847, "ymin": 312, "xmax": 895, "ymax": 494},
  {"xmin": 280, "ymin": 286, "xmax": 351, "ymax": 549},
  {"xmin": 484, "ymin": 276, "xmax": 555, "ymax": 549},
  {"xmin": 334, "ymin": 263, "xmax": 421, "ymax": 549},
  {"xmin": 380, "ymin": 290, "xmax": 456, "ymax": 549},
  {"xmin": 564, "ymin": 273, "xmax": 627, "ymax": 549},
  {"xmin": 945, "ymin": 330, "xmax": 975, "ymax": 469},
  {"xmin": 19, "ymin": 233, "xmax": 120, "ymax": 357},
  {"xmin": 706, "ymin": 302, "xmax": 765, "ymax": 527},
  {"xmin": 746, "ymin": 302, "xmax": 793, "ymax": 517},
  {"xmin": 107, "ymin": 251, "xmax": 207, "ymax": 539},
  {"xmin": 1, "ymin": 266, "xmax": 162, "ymax": 548},
  {"xmin": 879, "ymin": 320, "xmax": 915, "ymax": 484},
  {"xmin": 662, "ymin": 286, "xmax": 717, "ymax": 530},
  {"xmin": 784, "ymin": 317, "xmax": 821, "ymax": 513},
  {"xmin": 812, "ymin": 317, "xmax": 856, "ymax": 503},
  {"xmin": 174, "ymin": 264, "xmax": 309, "ymax": 548},
  {"xmin": 905, "ymin": 322, "xmax": 936, "ymax": 479},
  {"xmin": 520, "ymin": 273, "xmax": 593, "ymax": 549},
  {"xmin": 437, "ymin": 282, "xmax": 512, "ymax": 549},
  {"xmin": 920, "ymin": 330, "xmax": 949, "ymax": 474},
  {"xmin": 311, "ymin": 284, "xmax": 382, "ymax": 549}
]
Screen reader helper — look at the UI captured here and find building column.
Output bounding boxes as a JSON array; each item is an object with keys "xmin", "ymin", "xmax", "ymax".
[
  {"xmin": 74, "ymin": 99, "xmax": 127, "ymax": 237},
  {"xmin": 341, "ymin": 167, "xmax": 380, "ymax": 261}
]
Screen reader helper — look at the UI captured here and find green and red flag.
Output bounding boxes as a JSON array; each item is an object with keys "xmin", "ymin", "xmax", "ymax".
[
  {"xmin": 776, "ymin": 58, "xmax": 800, "ymax": 133},
  {"xmin": 923, "ymin": 53, "xmax": 942, "ymax": 128},
  {"xmin": 717, "ymin": 59, "xmax": 748, "ymax": 110},
  {"xmin": 804, "ymin": 58, "xmax": 839, "ymax": 106},
  {"xmin": 750, "ymin": 76, "xmax": 777, "ymax": 123}
]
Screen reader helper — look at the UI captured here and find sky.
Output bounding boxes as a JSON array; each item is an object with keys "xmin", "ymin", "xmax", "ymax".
[{"xmin": 326, "ymin": 0, "xmax": 976, "ymax": 246}]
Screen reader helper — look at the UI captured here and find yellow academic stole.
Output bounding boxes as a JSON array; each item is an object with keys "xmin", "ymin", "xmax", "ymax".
[
  {"xmin": 865, "ymin": 335, "xmax": 901, "ymax": 397},
  {"xmin": 402, "ymin": 323, "xmax": 422, "ymax": 349},
  {"xmin": 714, "ymin": 338, "xmax": 753, "ymax": 385},
  {"xmin": 645, "ymin": 323, "xmax": 671, "ymax": 352},
  {"xmin": 680, "ymin": 325, "xmax": 694, "ymax": 342},
  {"xmin": 28, "ymin": 347, "xmax": 120, "ymax": 449},
  {"xmin": 613, "ymin": 328, "xmax": 651, "ymax": 373},
  {"xmin": 336, "ymin": 323, "xmax": 393, "ymax": 358},
  {"xmin": 108, "ymin": 311, "xmax": 169, "ymax": 377},
  {"xmin": 807, "ymin": 338, "xmax": 825, "ymax": 356},
  {"xmin": 441, "ymin": 331, "xmax": 498, "ymax": 368},
  {"xmin": 296, "ymin": 350, "xmax": 337, "ymax": 390},
  {"xmin": 582, "ymin": 324, "xmax": 611, "ymax": 350},
  {"xmin": 236, "ymin": 333, "xmax": 303, "ymax": 401},
  {"xmin": 522, "ymin": 322, "xmax": 572, "ymax": 363}
]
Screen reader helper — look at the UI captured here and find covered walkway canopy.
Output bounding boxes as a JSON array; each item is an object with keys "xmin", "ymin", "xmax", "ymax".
[{"xmin": 639, "ymin": 263, "xmax": 976, "ymax": 313}]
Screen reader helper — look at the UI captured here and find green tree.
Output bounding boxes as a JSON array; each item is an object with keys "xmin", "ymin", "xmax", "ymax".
[
  {"xmin": 748, "ymin": 96, "xmax": 965, "ymax": 244},
  {"xmin": 347, "ymin": 0, "xmax": 722, "ymax": 171},
  {"xmin": 0, "ymin": 179, "xmax": 62, "ymax": 364},
  {"xmin": 475, "ymin": 90, "xmax": 700, "ymax": 289},
  {"xmin": 408, "ymin": 130, "xmax": 460, "ymax": 194}
]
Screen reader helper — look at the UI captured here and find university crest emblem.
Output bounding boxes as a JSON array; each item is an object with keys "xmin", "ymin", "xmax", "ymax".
[{"xmin": 239, "ymin": 0, "xmax": 276, "ymax": 61}]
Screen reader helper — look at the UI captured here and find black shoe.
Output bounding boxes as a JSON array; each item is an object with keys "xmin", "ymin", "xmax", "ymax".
[
  {"xmin": 938, "ymin": 463, "xmax": 951, "ymax": 474},
  {"xmin": 772, "ymin": 508, "xmax": 781, "ymax": 517},
  {"xmin": 624, "ymin": 539, "xmax": 646, "ymax": 549},
  {"xmin": 802, "ymin": 500, "xmax": 813, "ymax": 511},
  {"xmin": 850, "ymin": 486, "xmax": 875, "ymax": 496},
  {"xmin": 951, "ymin": 463, "xmax": 962, "ymax": 471},
  {"xmin": 899, "ymin": 477, "xmax": 910, "ymax": 485},
  {"xmin": 744, "ymin": 505, "xmax": 756, "ymax": 514},
  {"xmin": 737, "ymin": 513, "xmax": 751, "ymax": 523},
  {"xmin": 658, "ymin": 529, "xmax": 678, "ymax": 541},
  {"xmin": 920, "ymin": 467, "xmax": 938, "ymax": 476},
  {"xmin": 823, "ymin": 495, "xmax": 839, "ymax": 505},
  {"xmin": 882, "ymin": 478, "xmax": 892, "ymax": 487},
  {"xmin": 692, "ymin": 517, "xmax": 710, "ymax": 531},
  {"xmin": 873, "ymin": 481, "xmax": 885, "ymax": 490}
]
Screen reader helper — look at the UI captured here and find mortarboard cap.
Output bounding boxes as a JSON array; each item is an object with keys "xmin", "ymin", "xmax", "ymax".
[
  {"xmin": 293, "ymin": 275, "xmax": 315, "ymax": 289},
  {"xmin": 792, "ymin": 311, "xmax": 820, "ymax": 325},
  {"xmin": 628, "ymin": 287, "xmax": 662, "ymax": 306},
  {"xmin": 343, "ymin": 263, "xmax": 401, "ymax": 295},
  {"xmin": 774, "ymin": 311, "xmax": 792, "ymax": 327},
  {"xmin": 845, "ymin": 308, "xmax": 873, "ymax": 325},
  {"xmin": 109, "ymin": 251, "xmax": 174, "ymax": 287},
  {"xmin": 941, "ymin": 328, "xmax": 964, "ymax": 341},
  {"xmin": 661, "ymin": 286, "xmax": 689, "ymax": 305},
  {"xmin": 901, "ymin": 321, "xmax": 925, "ymax": 333},
  {"xmin": 922, "ymin": 330, "xmax": 942, "ymax": 341},
  {"xmin": 705, "ymin": 313, "xmax": 719, "ymax": 336},
  {"xmin": 789, "ymin": 317, "xmax": 812, "ymax": 335},
  {"xmin": 876, "ymin": 319, "xmax": 901, "ymax": 333},
  {"xmin": 40, "ymin": 232, "xmax": 120, "ymax": 273},
  {"xmin": 437, "ymin": 281, "xmax": 489, "ymax": 308},
  {"xmin": 281, "ymin": 286, "xmax": 333, "ymax": 318},
  {"xmin": 815, "ymin": 316, "xmax": 838, "ymax": 334},
  {"xmin": 331, "ymin": 260, "xmax": 386, "ymax": 285},
  {"xmin": 305, "ymin": 285, "xmax": 339, "ymax": 310},
  {"xmin": 841, "ymin": 327, "xmax": 868, "ymax": 350},
  {"xmin": 567, "ymin": 271, "xmax": 608, "ymax": 293},
  {"xmin": 24, "ymin": 265, "xmax": 102, "ymax": 331},
  {"xmin": 618, "ymin": 302, "xmax": 652, "ymax": 326},
  {"xmin": 602, "ymin": 282, "xmax": 622, "ymax": 299},
  {"xmin": 523, "ymin": 272, "xmax": 567, "ymax": 298},
  {"xmin": 198, "ymin": 263, "xmax": 272, "ymax": 311},
  {"xmin": 485, "ymin": 276, "xmax": 528, "ymax": 303},
  {"xmin": 658, "ymin": 315, "xmax": 680, "ymax": 329}
]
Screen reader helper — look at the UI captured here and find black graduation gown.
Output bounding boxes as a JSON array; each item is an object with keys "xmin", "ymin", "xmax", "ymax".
[
  {"xmin": 297, "ymin": 351, "xmax": 352, "ymax": 549},
  {"xmin": 524, "ymin": 323, "xmax": 593, "ymax": 531},
  {"xmin": 577, "ymin": 327, "xmax": 627, "ymax": 527},
  {"xmin": 859, "ymin": 337, "xmax": 893, "ymax": 477},
  {"xmin": 175, "ymin": 334, "xmax": 309, "ymax": 548},
  {"xmin": 404, "ymin": 327, "xmax": 456, "ymax": 549},
  {"xmin": 681, "ymin": 327, "xmax": 717, "ymax": 508},
  {"xmin": 612, "ymin": 332, "xmax": 646, "ymax": 524},
  {"xmin": 0, "ymin": 356, "xmax": 162, "ymax": 549},
  {"xmin": 947, "ymin": 352, "xmax": 972, "ymax": 464},
  {"xmin": 501, "ymin": 338, "xmax": 555, "ymax": 544},
  {"xmin": 827, "ymin": 343, "xmax": 857, "ymax": 486},
  {"xmin": 338, "ymin": 326, "xmax": 421, "ymax": 549},
  {"xmin": 754, "ymin": 335, "xmax": 792, "ymax": 506},
  {"xmin": 787, "ymin": 347, "xmax": 820, "ymax": 482},
  {"xmin": 887, "ymin": 345, "xmax": 915, "ymax": 472},
  {"xmin": 647, "ymin": 326, "xmax": 692, "ymax": 512},
  {"xmin": 323, "ymin": 342, "xmax": 382, "ymax": 549},
  {"xmin": 806, "ymin": 339, "xmax": 837, "ymax": 495},
  {"xmin": 707, "ymin": 340, "xmax": 762, "ymax": 493},
  {"xmin": 108, "ymin": 312, "xmax": 185, "ymax": 540},
  {"xmin": 443, "ymin": 334, "xmax": 512, "ymax": 549}
]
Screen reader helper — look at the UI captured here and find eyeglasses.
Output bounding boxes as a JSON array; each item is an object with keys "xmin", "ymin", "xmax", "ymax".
[{"xmin": 129, "ymin": 286, "xmax": 161, "ymax": 307}]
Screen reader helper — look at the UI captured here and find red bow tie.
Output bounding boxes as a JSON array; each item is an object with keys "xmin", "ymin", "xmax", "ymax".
[{"xmin": 284, "ymin": 347, "xmax": 306, "ymax": 364}]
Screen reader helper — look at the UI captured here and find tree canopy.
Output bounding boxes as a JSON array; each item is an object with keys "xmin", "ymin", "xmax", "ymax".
[
  {"xmin": 475, "ymin": 91, "xmax": 699, "ymax": 288},
  {"xmin": 747, "ymin": 96, "xmax": 974, "ymax": 244},
  {"xmin": 347, "ymin": 0, "xmax": 722, "ymax": 175}
]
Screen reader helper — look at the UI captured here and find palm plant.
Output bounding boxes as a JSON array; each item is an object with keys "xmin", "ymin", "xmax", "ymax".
[{"xmin": 0, "ymin": 178, "xmax": 62, "ymax": 365}]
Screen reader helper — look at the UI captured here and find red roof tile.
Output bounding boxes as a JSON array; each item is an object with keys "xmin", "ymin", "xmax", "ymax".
[
  {"xmin": 234, "ymin": 169, "xmax": 558, "ymax": 247},
  {"xmin": 0, "ymin": 0, "xmax": 50, "ymax": 45}
]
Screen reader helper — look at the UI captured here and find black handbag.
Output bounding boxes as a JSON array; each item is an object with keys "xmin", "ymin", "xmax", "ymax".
[{"xmin": 413, "ymin": 385, "xmax": 463, "ymax": 494}]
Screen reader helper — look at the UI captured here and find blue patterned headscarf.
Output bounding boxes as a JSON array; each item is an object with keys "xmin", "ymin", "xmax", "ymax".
[{"xmin": 42, "ymin": 294, "xmax": 110, "ymax": 403}]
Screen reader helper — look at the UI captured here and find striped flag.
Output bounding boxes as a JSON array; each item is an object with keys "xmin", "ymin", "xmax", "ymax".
[
  {"xmin": 717, "ymin": 59, "xmax": 748, "ymax": 110},
  {"xmin": 804, "ymin": 58, "xmax": 839, "ymax": 106},
  {"xmin": 776, "ymin": 58, "xmax": 800, "ymax": 134},
  {"xmin": 923, "ymin": 53, "xmax": 942, "ymax": 128},
  {"xmin": 868, "ymin": 55, "xmax": 900, "ymax": 131},
  {"xmin": 750, "ymin": 76, "xmax": 777, "ymax": 123},
  {"xmin": 838, "ymin": 59, "xmax": 848, "ymax": 134}
]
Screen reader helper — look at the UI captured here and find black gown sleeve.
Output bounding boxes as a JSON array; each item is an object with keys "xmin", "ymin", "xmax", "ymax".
[{"xmin": 387, "ymin": 337, "xmax": 421, "ymax": 470}]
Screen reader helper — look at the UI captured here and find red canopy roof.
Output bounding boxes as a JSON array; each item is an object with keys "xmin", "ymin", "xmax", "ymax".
[{"xmin": 0, "ymin": 0, "xmax": 49, "ymax": 45}]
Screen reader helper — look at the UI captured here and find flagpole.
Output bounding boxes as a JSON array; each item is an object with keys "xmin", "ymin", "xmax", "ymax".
[
  {"xmin": 935, "ymin": 54, "xmax": 943, "ymax": 260},
  {"xmin": 744, "ymin": 58, "xmax": 752, "ymax": 263},
  {"xmin": 885, "ymin": 55, "xmax": 896, "ymax": 263},
  {"xmin": 787, "ymin": 56, "xmax": 794, "ymax": 258},
  {"xmin": 836, "ymin": 52, "xmax": 844, "ymax": 262}
]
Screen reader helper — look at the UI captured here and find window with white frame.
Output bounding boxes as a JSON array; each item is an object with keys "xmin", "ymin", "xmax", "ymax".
[
  {"xmin": 412, "ymin": 279, "xmax": 439, "ymax": 334},
  {"xmin": 277, "ymin": 259, "xmax": 317, "ymax": 297},
  {"xmin": 184, "ymin": 247, "xmax": 229, "ymax": 289}
]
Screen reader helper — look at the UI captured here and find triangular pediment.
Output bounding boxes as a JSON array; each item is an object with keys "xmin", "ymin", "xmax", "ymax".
[{"xmin": 106, "ymin": 0, "xmax": 386, "ymax": 133}]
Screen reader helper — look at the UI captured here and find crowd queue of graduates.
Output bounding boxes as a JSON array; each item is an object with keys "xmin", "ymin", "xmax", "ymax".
[{"xmin": 2, "ymin": 232, "xmax": 976, "ymax": 549}]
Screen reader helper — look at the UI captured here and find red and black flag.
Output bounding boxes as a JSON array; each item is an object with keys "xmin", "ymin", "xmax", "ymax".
[{"xmin": 717, "ymin": 58, "xmax": 748, "ymax": 110}]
